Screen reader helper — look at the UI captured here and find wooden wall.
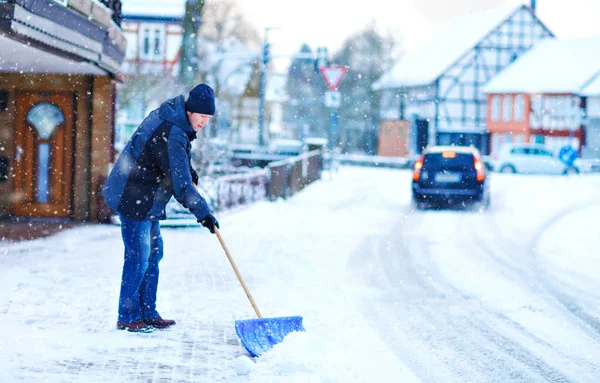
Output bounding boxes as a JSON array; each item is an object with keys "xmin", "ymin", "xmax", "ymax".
[
  {"xmin": 378, "ymin": 120, "xmax": 410, "ymax": 157},
  {"xmin": 0, "ymin": 73, "xmax": 115, "ymax": 221}
]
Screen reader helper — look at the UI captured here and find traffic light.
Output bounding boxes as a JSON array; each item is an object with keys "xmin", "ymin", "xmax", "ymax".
[{"xmin": 263, "ymin": 42, "xmax": 270, "ymax": 65}]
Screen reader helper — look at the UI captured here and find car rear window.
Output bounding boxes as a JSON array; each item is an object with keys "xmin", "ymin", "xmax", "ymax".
[{"xmin": 423, "ymin": 152, "xmax": 475, "ymax": 171}]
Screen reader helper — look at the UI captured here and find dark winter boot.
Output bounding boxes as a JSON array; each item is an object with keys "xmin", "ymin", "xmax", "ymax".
[
  {"xmin": 117, "ymin": 319, "xmax": 153, "ymax": 332},
  {"xmin": 144, "ymin": 316, "xmax": 176, "ymax": 329}
]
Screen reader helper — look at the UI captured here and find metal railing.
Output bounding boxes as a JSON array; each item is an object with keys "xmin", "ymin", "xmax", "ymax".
[
  {"xmin": 201, "ymin": 169, "xmax": 270, "ymax": 212},
  {"xmin": 268, "ymin": 150, "xmax": 323, "ymax": 200},
  {"xmin": 160, "ymin": 151, "xmax": 324, "ymax": 221},
  {"xmin": 328, "ymin": 153, "xmax": 412, "ymax": 169}
]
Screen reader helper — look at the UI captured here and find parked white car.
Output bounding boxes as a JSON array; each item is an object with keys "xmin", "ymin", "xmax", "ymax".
[{"xmin": 493, "ymin": 144, "xmax": 580, "ymax": 175}]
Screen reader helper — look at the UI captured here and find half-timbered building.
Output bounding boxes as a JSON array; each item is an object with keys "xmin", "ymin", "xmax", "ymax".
[
  {"xmin": 484, "ymin": 35, "xmax": 600, "ymax": 157},
  {"xmin": 374, "ymin": 3, "xmax": 553, "ymax": 154}
]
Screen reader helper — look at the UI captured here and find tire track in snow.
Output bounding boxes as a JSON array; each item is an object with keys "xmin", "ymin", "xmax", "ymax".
[
  {"xmin": 477, "ymin": 199, "xmax": 600, "ymax": 346},
  {"xmin": 351, "ymin": 208, "xmax": 574, "ymax": 383},
  {"xmin": 463, "ymin": 204, "xmax": 600, "ymax": 378},
  {"xmin": 529, "ymin": 201, "xmax": 600, "ymax": 339}
]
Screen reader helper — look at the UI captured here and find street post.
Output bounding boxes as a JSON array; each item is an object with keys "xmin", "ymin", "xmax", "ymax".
[{"xmin": 319, "ymin": 65, "xmax": 348, "ymax": 173}]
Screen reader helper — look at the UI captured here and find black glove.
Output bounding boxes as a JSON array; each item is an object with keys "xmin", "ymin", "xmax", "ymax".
[
  {"xmin": 199, "ymin": 213, "xmax": 219, "ymax": 234},
  {"xmin": 191, "ymin": 167, "xmax": 199, "ymax": 186}
]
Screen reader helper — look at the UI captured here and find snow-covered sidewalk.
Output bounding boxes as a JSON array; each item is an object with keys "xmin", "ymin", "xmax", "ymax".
[
  {"xmin": 536, "ymin": 203, "xmax": 600, "ymax": 320},
  {"xmin": 0, "ymin": 168, "xmax": 421, "ymax": 383}
]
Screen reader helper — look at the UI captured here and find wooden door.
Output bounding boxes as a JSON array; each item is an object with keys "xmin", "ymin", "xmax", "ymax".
[{"xmin": 14, "ymin": 92, "xmax": 75, "ymax": 217}]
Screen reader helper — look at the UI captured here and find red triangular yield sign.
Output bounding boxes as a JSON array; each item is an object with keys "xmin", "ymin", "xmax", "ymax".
[{"xmin": 319, "ymin": 65, "xmax": 348, "ymax": 91}]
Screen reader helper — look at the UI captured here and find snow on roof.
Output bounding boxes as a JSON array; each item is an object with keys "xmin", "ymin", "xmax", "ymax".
[
  {"xmin": 484, "ymin": 35, "xmax": 600, "ymax": 94},
  {"xmin": 373, "ymin": 4, "xmax": 524, "ymax": 90},
  {"xmin": 581, "ymin": 72, "xmax": 600, "ymax": 96},
  {"xmin": 122, "ymin": 0, "xmax": 186, "ymax": 19}
]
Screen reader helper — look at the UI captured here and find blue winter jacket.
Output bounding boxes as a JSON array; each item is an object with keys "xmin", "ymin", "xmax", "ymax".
[{"xmin": 102, "ymin": 95, "xmax": 210, "ymax": 221}]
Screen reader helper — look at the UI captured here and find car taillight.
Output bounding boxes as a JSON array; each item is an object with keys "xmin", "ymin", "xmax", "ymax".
[
  {"xmin": 413, "ymin": 155, "xmax": 424, "ymax": 181},
  {"xmin": 474, "ymin": 157, "xmax": 485, "ymax": 182}
]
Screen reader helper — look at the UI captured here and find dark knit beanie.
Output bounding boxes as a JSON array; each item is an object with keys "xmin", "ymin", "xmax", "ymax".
[{"xmin": 185, "ymin": 84, "xmax": 215, "ymax": 115}]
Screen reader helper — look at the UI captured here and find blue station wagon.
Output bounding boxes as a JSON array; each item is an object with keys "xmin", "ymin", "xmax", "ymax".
[{"xmin": 412, "ymin": 146, "xmax": 491, "ymax": 209}]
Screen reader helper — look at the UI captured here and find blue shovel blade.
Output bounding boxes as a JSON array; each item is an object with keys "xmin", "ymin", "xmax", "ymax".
[{"xmin": 235, "ymin": 316, "xmax": 305, "ymax": 357}]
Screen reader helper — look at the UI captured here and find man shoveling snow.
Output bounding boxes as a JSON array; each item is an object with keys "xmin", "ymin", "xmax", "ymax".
[{"xmin": 102, "ymin": 84, "xmax": 220, "ymax": 332}]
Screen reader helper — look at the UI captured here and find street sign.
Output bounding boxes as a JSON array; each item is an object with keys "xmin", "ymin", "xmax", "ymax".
[
  {"xmin": 319, "ymin": 65, "xmax": 348, "ymax": 91},
  {"xmin": 324, "ymin": 91, "xmax": 341, "ymax": 108}
]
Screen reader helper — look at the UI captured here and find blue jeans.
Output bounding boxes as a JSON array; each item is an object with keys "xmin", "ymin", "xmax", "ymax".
[{"xmin": 118, "ymin": 214, "xmax": 163, "ymax": 323}]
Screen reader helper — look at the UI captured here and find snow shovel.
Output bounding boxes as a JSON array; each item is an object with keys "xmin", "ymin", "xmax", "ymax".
[{"xmin": 214, "ymin": 227, "xmax": 305, "ymax": 357}]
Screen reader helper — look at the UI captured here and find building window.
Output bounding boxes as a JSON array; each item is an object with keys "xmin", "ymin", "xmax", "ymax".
[
  {"xmin": 491, "ymin": 96, "xmax": 501, "ymax": 122},
  {"xmin": 143, "ymin": 29, "xmax": 150, "ymax": 56},
  {"xmin": 503, "ymin": 133, "xmax": 513, "ymax": 144},
  {"xmin": 154, "ymin": 29, "xmax": 162, "ymax": 56},
  {"xmin": 515, "ymin": 134, "xmax": 524, "ymax": 143},
  {"xmin": 26, "ymin": 103, "xmax": 65, "ymax": 203},
  {"xmin": 530, "ymin": 95, "xmax": 543, "ymax": 128},
  {"xmin": 503, "ymin": 95, "xmax": 513, "ymax": 121},
  {"xmin": 531, "ymin": 95, "xmax": 543, "ymax": 115},
  {"xmin": 515, "ymin": 94, "xmax": 525, "ymax": 121}
]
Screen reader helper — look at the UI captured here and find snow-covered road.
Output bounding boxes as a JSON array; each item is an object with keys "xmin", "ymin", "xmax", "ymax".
[
  {"xmin": 1, "ymin": 167, "xmax": 599, "ymax": 382},
  {"xmin": 354, "ymin": 174, "xmax": 600, "ymax": 382}
]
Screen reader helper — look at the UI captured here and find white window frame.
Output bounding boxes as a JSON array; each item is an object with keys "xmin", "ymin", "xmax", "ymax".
[
  {"xmin": 503, "ymin": 95, "xmax": 513, "ymax": 122},
  {"xmin": 140, "ymin": 28, "xmax": 151, "ymax": 59},
  {"xmin": 153, "ymin": 28, "xmax": 163, "ymax": 57},
  {"xmin": 139, "ymin": 23, "xmax": 165, "ymax": 60},
  {"xmin": 491, "ymin": 95, "xmax": 501, "ymax": 122},
  {"xmin": 514, "ymin": 94, "xmax": 525, "ymax": 122}
]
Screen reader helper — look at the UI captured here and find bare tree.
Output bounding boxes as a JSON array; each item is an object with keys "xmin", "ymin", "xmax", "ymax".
[
  {"xmin": 179, "ymin": 0, "xmax": 206, "ymax": 87},
  {"xmin": 332, "ymin": 22, "xmax": 403, "ymax": 154},
  {"xmin": 197, "ymin": 0, "xmax": 260, "ymax": 96},
  {"xmin": 284, "ymin": 44, "xmax": 328, "ymax": 139},
  {"xmin": 200, "ymin": 1, "xmax": 260, "ymax": 47},
  {"xmin": 117, "ymin": 73, "xmax": 186, "ymax": 115},
  {"xmin": 188, "ymin": 0, "xmax": 260, "ymax": 174}
]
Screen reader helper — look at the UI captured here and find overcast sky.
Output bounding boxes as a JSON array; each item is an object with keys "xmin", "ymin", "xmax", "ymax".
[{"xmin": 237, "ymin": 0, "xmax": 600, "ymax": 65}]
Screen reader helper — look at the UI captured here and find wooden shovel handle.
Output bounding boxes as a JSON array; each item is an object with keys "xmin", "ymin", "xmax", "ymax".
[{"xmin": 214, "ymin": 227, "xmax": 263, "ymax": 319}]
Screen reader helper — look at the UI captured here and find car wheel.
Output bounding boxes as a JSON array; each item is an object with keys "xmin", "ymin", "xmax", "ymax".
[
  {"xmin": 564, "ymin": 167, "xmax": 579, "ymax": 175},
  {"xmin": 500, "ymin": 165, "xmax": 516, "ymax": 174}
]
